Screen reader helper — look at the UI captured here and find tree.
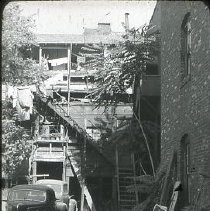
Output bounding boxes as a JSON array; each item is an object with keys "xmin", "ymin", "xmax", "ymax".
[
  {"xmin": 84, "ymin": 26, "xmax": 159, "ymax": 169},
  {"xmin": 2, "ymin": 2, "xmax": 46, "ymax": 85},
  {"xmin": 1, "ymin": 2, "xmax": 40, "ymax": 184},
  {"xmin": 2, "ymin": 105, "xmax": 32, "ymax": 180},
  {"xmin": 84, "ymin": 26, "xmax": 158, "ymax": 107},
  {"xmin": 84, "ymin": 26, "xmax": 161, "ymax": 210}
]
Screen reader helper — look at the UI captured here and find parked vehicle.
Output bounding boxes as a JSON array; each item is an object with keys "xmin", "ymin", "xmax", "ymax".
[
  {"xmin": 6, "ymin": 184, "xmax": 58, "ymax": 211},
  {"xmin": 36, "ymin": 179, "xmax": 77, "ymax": 211}
]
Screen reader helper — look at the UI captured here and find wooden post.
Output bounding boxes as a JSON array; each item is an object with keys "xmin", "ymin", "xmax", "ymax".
[
  {"xmin": 39, "ymin": 47, "xmax": 42, "ymax": 66},
  {"xmin": 84, "ymin": 118, "xmax": 87, "ymax": 132},
  {"xmin": 63, "ymin": 160, "xmax": 66, "ymax": 182},
  {"xmin": 67, "ymin": 44, "xmax": 72, "ymax": 116},
  {"xmin": 131, "ymin": 153, "xmax": 139, "ymax": 204},
  {"xmin": 115, "ymin": 146, "xmax": 120, "ymax": 209},
  {"xmin": 80, "ymin": 178, "xmax": 85, "ymax": 211},
  {"xmin": 49, "ymin": 143, "xmax": 52, "ymax": 154},
  {"xmin": 32, "ymin": 161, "xmax": 37, "ymax": 183}
]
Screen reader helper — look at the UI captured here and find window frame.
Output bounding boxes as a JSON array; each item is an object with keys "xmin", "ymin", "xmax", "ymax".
[
  {"xmin": 180, "ymin": 134, "xmax": 191, "ymax": 205},
  {"xmin": 181, "ymin": 12, "xmax": 191, "ymax": 84}
]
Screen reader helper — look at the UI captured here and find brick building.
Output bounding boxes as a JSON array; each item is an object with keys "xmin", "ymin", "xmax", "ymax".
[{"xmin": 156, "ymin": 1, "xmax": 210, "ymax": 210}]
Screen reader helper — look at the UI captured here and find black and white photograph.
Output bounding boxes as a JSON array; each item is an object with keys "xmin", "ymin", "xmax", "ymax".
[{"xmin": 1, "ymin": 1, "xmax": 210, "ymax": 211}]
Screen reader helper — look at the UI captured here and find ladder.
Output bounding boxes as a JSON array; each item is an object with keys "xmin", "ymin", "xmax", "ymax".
[
  {"xmin": 116, "ymin": 150, "xmax": 138, "ymax": 211},
  {"xmin": 118, "ymin": 168, "xmax": 137, "ymax": 210}
]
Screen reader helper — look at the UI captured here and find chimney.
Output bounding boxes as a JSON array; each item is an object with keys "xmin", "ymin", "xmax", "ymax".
[
  {"xmin": 125, "ymin": 13, "xmax": 129, "ymax": 33},
  {"xmin": 98, "ymin": 23, "xmax": 111, "ymax": 35}
]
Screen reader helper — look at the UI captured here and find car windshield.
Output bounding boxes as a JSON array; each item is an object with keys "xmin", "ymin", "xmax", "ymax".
[{"xmin": 8, "ymin": 190, "xmax": 46, "ymax": 202}]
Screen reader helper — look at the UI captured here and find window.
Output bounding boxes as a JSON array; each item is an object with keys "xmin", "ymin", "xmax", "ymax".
[
  {"xmin": 8, "ymin": 190, "xmax": 46, "ymax": 202},
  {"xmin": 181, "ymin": 13, "xmax": 191, "ymax": 80},
  {"xmin": 63, "ymin": 76, "xmax": 68, "ymax": 81},
  {"xmin": 180, "ymin": 134, "xmax": 191, "ymax": 205}
]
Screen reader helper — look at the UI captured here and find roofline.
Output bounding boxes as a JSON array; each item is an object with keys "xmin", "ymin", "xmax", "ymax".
[{"xmin": 149, "ymin": 1, "xmax": 158, "ymax": 26}]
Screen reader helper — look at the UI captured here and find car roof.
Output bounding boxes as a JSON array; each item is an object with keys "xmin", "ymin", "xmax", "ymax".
[
  {"xmin": 10, "ymin": 184, "xmax": 54, "ymax": 192},
  {"xmin": 36, "ymin": 179, "xmax": 67, "ymax": 185}
]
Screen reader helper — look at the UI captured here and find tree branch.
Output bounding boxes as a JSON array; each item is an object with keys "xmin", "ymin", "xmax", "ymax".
[{"xmin": 133, "ymin": 112, "xmax": 155, "ymax": 177}]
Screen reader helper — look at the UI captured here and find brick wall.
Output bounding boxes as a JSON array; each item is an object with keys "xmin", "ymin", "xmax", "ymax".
[{"xmin": 160, "ymin": 1, "xmax": 210, "ymax": 210}]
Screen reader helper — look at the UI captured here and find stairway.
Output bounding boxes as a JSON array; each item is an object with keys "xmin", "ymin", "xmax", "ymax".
[
  {"xmin": 118, "ymin": 168, "xmax": 137, "ymax": 210},
  {"xmin": 67, "ymin": 146, "xmax": 97, "ymax": 211}
]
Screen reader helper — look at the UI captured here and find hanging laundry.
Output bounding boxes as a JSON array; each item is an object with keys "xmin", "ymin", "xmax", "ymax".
[
  {"xmin": 48, "ymin": 57, "xmax": 68, "ymax": 66},
  {"xmin": 16, "ymin": 86, "xmax": 34, "ymax": 121},
  {"xmin": 17, "ymin": 86, "xmax": 34, "ymax": 109},
  {"xmin": 12, "ymin": 87, "xmax": 18, "ymax": 108},
  {"xmin": 7, "ymin": 85, "xmax": 14, "ymax": 99},
  {"xmin": 81, "ymin": 46, "xmax": 99, "ymax": 52},
  {"xmin": 16, "ymin": 100, "xmax": 30, "ymax": 121},
  {"xmin": 41, "ymin": 57, "xmax": 49, "ymax": 70}
]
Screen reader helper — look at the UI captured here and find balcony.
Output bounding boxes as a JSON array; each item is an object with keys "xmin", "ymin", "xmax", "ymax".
[
  {"xmin": 34, "ymin": 145, "xmax": 66, "ymax": 162},
  {"xmin": 36, "ymin": 133, "xmax": 66, "ymax": 143}
]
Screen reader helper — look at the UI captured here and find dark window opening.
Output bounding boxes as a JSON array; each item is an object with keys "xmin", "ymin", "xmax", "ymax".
[
  {"xmin": 52, "ymin": 143, "xmax": 63, "ymax": 152},
  {"xmin": 49, "ymin": 125, "xmax": 60, "ymax": 133},
  {"xmin": 180, "ymin": 134, "xmax": 191, "ymax": 206},
  {"xmin": 37, "ymin": 162, "xmax": 63, "ymax": 180},
  {"xmin": 63, "ymin": 76, "xmax": 68, "ymax": 81},
  {"xmin": 62, "ymin": 76, "xmax": 95, "ymax": 83},
  {"xmin": 181, "ymin": 12, "xmax": 191, "ymax": 81}
]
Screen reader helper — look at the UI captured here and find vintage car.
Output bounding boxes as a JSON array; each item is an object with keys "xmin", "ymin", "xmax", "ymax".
[
  {"xmin": 6, "ymin": 184, "xmax": 57, "ymax": 211},
  {"xmin": 36, "ymin": 179, "xmax": 77, "ymax": 211},
  {"xmin": 6, "ymin": 184, "xmax": 76, "ymax": 211}
]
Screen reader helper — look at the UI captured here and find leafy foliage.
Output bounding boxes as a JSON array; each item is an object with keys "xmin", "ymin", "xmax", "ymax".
[
  {"xmin": 130, "ymin": 169, "xmax": 165, "ymax": 211},
  {"xmin": 2, "ymin": 2, "xmax": 47, "ymax": 85},
  {"xmin": 2, "ymin": 2, "xmax": 38, "ymax": 180},
  {"xmin": 83, "ymin": 26, "xmax": 161, "ymax": 210},
  {"xmin": 2, "ymin": 101, "xmax": 32, "ymax": 178},
  {"xmin": 84, "ymin": 26, "xmax": 159, "ymax": 107}
]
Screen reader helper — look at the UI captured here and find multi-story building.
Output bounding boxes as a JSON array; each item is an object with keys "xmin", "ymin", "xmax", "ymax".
[
  {"xmin": 31, "ymin": 20, "xmax": 135, "ymax": 211},
  {"xmin": 152, "ymin": 1, "xmax": 210, "ymax": 210}
]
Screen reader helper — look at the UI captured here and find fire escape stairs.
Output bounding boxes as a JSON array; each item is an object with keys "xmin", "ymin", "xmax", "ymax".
[
  {"xmin": 118, "ymin": 168, "xmax": 138, "ymax": 211},
  {"xmin": 67, "ymin": 145, "xmax": 96, "ymax": 211},
  {"xmin": 34, "ymin": 94, "xmax": 115, "ymax": 211}
]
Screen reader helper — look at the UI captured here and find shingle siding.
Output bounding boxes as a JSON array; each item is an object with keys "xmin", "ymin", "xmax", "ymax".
[{"xmin": 160, "ymin": 1, "xmax": 210, "ymax": 210}]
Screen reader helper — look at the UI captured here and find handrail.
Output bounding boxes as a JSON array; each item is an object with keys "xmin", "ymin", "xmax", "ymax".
[
  {"xmin": 68, "ymin": 149, "xmax": 97, "ymax": 211},
  {"xmin": 48, "ymin": 100, "xmax": 106, "ymax": 153},
  {"xmin": 35, "ymin": 93, "xmax": 114, "ymax": 167}
]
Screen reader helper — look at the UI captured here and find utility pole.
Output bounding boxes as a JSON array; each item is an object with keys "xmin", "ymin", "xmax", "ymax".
[{"xmin": 67, "ymin": 43, "xmax": 72, "ymax": 116}]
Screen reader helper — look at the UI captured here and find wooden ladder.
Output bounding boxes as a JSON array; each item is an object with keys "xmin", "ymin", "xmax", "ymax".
[{"xmin": 116, "ymin": 149, "xmax": 138, "ymax": 211}]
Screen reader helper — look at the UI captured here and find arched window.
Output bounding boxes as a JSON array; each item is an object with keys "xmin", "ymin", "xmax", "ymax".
[
  {"xmin": 181, "ymin": 12, "xmax": 191, "ymax": 80},
  {"xmin": 180, "ymin": 134, "xmax": 191, "ymax": 206}
]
